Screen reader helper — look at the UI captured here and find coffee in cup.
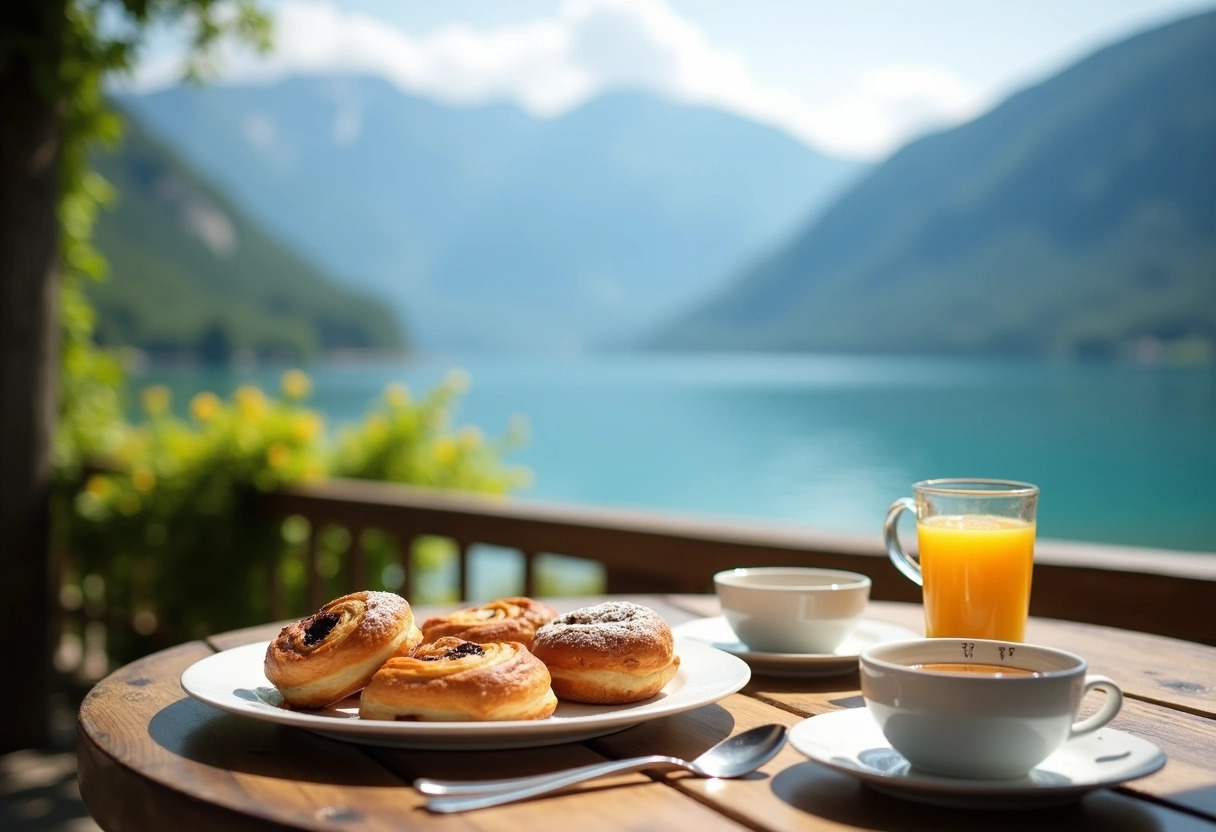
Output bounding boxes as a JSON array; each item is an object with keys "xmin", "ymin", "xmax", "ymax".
[{"xmin": 860, "ymin": 637, "xmax": 1123, "ymax": 779}]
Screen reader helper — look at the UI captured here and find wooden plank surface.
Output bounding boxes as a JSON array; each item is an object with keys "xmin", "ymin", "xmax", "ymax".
[{"xmin": 79, "ymin": 595, "xmax": 1216, "ymax": 831}]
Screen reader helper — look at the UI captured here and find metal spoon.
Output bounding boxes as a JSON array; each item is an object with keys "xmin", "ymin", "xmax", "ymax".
[{"xmin": 418, "ymin": 723, "xmax": 788, "ymax": 813}]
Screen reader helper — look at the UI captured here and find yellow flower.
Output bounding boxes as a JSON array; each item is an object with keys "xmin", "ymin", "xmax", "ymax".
[
  {"xmin": 266, "ymin": 442, "xmax": 292, "ymax": 470},
  {"xmin": 189, "ymin": 391, "xmax": 223, "ymax": 423},
  {"xmin": 281, "ymin": 369, "xmax": 312, "ymax": 401},
  {"xmin": 141, "ymin": 385, "xmax": 171, "ymax": 416},
  {"xmin": 433, "ymin": 437, "xmax": 458, "ymax": 465},
  {"xmin": 364, "ymin": 414, "xmax": 387, "ymax": 441},
  {"xmin": 292, "ymin": 412, "xmax": 323, "ymax": 444},
  {"xmin": 131, "ymin": 467, "xmax": 156, "ymax": 493},
  {"xmin": 85, "ymin": 474, "xmax": 112, "ymax": 499},
  {"xmin": 234, "ymin": 385, "xmax": 268, "ymax": 421},
  {"xmin": 385, "ymin": 382, "xmax": 412, "ymax": 408}
]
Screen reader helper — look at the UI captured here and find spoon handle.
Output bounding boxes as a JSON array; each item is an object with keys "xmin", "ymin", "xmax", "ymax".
[
  {"xmin": 415, "ymin": 755, "xmax": 664, "ymax": 796},
  {"xmin": 422, "ymin": 755, "xmax": 682, "ymax": 812}
]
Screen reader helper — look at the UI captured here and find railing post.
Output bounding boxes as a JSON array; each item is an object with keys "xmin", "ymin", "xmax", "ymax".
[
  {"xmin": 398, "ymin": 534, "xmax": 414, "ymax": 602},
  {"xmin": 457, "ymin": 539, "xmax": 471, "ymax": 601},
  {"xmin": 269, "ymin": 549, "xmax": 285, "ymax": 622},
  {"xmin": 306, "ymin": 528, "xmax": 323, "ymax": 612},
  {"xmin": 523, "ymin": 550, "xmax": 538, "ymax": 597},
  {"xmin": 348, "ymin": 527, "xmax": 365, "ymax": 593}
]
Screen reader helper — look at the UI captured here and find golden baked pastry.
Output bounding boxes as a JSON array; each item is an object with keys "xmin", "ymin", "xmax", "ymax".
[
  {"xmin": 530, "ymin": 601, "xmax": 680, "ymax": 704},
  {"xmin": 358, "ymin": 637, "xmax": 558, "ymax": 721},
  {"xmin": 264, "ymin": 590, "xmax": 424, "ymax": 708},
  {"xmin": 420, "ymin": 596, "xmax": 558, "ymax": 649}
]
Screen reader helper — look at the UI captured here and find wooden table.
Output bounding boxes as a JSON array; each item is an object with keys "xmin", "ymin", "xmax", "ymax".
[{"xmin": 77, "ymin": 597, "xmax": 1216, "ymax": 831}]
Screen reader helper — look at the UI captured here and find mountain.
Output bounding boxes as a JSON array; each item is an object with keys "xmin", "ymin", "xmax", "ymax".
[
  {"xmin": 652, "ymin": 10, "xmax": 1216, "ymax": 361},
  {"xmin": 88, "ymin": 107, "xmax": 405, "ymax": 363},
  {"xmin": 115, "ymin": 79, "xmax": 865, "ymax": 352}
]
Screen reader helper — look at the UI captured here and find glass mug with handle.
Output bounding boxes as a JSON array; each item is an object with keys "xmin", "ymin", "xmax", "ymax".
[{"xmin": 884, "ymin": 478, "xmax": 1039, "ymax": 642}]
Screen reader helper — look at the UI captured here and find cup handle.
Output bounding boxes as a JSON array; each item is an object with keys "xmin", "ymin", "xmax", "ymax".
[
  {"xmin": 1069, "ymin": 675, "xmax": 1124, "ymax": 737},
  {"xmin": 884, "ymin": 497, "xmax": 923, "ymax": 586}
]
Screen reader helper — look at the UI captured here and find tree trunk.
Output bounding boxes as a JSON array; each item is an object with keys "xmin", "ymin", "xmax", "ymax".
[{"xmin": 0, "ymin": 0, "xmax": 66, "ymax": 750}]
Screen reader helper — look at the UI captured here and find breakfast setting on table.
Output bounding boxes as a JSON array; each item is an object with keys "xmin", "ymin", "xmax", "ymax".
[{"xmin": 176, "ymin": 478, "xmax": 1169, "ymax": 816}]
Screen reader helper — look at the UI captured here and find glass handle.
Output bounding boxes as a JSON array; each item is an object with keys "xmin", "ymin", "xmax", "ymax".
[{"xmin": 884, "ymin": 497, "xmax": 923, "ymax": 586}]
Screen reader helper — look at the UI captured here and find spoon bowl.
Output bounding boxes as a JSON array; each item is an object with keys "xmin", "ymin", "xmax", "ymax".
[{"xmin": 418, "ymin": 722, "xmax": 788, "ymax": 812}]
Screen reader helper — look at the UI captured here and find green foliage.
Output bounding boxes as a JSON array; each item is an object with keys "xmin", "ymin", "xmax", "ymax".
[
  {"xmin": 58, "ymin": 368, "xmax": 532, "ymax": 663},
  {"xmin": 55, "ymin": 0, "xmax": 276, "ymax": 474},
  {"xmin": 331, "ymin": 371, "xmax": 527, "ymax": 493}
]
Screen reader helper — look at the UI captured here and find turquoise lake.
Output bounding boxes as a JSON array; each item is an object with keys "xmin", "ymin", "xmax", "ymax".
[{"xmin": 132, "ymin": 353, "xmax": 1216, "ymax": 553}]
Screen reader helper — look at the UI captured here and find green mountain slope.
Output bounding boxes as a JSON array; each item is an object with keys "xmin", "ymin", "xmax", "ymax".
[
  {"xmin": 653, "ymin": 10, "xmax": 1216, "ymax": 361},
  {"xmin": 87, "ymin": 107, "xmax": 405, "ymax": 362},
  {"xmin": 117, "ymin": 81, "xmax": 864, "ymax": 352}
]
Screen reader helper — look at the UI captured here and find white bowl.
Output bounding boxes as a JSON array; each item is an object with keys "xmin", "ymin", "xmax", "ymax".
[{"xmin": 713, "ymin": 567, "xmax": 871, "ymax": 654}]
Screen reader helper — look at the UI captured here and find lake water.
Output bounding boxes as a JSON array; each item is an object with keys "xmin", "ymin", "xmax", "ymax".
[{"xmin": 132, "ymin": 353, "xmax": 1216, "ymax": 553}]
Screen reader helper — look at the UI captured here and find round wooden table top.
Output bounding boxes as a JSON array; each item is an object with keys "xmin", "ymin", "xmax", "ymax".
[{"xmin": 77, "ymin": 596, "xmax": 1216, "ymax": 831}]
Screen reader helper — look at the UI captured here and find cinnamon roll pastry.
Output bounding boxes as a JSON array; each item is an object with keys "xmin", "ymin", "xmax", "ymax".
[
  {"xmin": 530, "ymin": 601, "xmax": 680, "ymax": 704},
  {"xmin": 264, "ymin": 590, "xmax": 424, "ymax": 708},
  {"xmin": 420, "ymin": 596, "xmax": 558, "ymax": 649},
  {"xmin": 358, "ymin": 637, "xmax": 558, "ymax": 721}
]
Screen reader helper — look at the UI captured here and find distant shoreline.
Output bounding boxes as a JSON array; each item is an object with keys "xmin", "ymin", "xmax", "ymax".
[{"xmin": 117, "ymin": 341, "xmax": 1216, "ymax": 376}]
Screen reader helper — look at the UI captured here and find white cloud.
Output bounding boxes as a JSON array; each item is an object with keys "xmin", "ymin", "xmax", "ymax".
[
  {"xmin": 128, "ymin": 0, "xmax": 987, "ymax": 160},
  {"xmin": 798, "ymin": 65, "xmax": 988, "ymax": 158}
]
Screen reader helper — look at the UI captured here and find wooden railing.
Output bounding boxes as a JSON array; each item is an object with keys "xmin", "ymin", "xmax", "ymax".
[{"xmin": 260, "ymin": 478, "xmax": 1216, "ymax": 646}]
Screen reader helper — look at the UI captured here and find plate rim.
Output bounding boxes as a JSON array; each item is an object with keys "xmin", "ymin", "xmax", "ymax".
[
  {"xmin": 672, "ymin": 615, "xmax": 921, "ymax": 664},
  {"xmin": 180, "ymin": 636, "xmax": 750, "ymax": 748},
  {"xmin": 788, "ymin": 707, "xmax": 1167, "ymax": 801}
]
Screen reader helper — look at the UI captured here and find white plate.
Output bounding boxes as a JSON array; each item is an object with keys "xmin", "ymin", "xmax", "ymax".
[
  {"xmin": 180, "ymin": 638, "xmax": 750, "ymax": 750},
  {"xmin": 789, "ymin": 708, "xmax": 1166, "ymax": 810},
  {"xmin": 671, "ymin": 616, "xmax": 920, "ymax": 677}
]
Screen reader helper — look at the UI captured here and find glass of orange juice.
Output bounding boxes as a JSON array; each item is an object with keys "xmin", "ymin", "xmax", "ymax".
[{"xmin": 884, "ymin": 479, "xmax": 1039, "ymax": 641}]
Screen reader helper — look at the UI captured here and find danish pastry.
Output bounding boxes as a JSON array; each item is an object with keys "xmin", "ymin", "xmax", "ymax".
[
  {"xmin": 358, "ymin": 637, "xmax": 558, "ymax": 721},
  {"xmin": 264, "ymin": 590, "xmax": 424, "ymax": 708},
  {"xmin": 530, "ymin": 601, "xmax": 680, "ymax": 704},
  {"xmin": 420, "ymin": 596, "xmax": 558, "ymax": 648}
]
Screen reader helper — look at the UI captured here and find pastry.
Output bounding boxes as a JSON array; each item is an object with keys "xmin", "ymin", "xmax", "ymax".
[
  {"xmin": 358, "ymin": 637, "xmax": 559, "ymax": 721},
  {"xmin": 420, "ymin": 596, "xmax": 558, "ymax": 648},
  {"xmin": 264, "ymin": 590, "xmax": 424, "ymax": 708},
  {"xmin": 530, "ymin": 601, "xmax": 680, "ymax": 704}
]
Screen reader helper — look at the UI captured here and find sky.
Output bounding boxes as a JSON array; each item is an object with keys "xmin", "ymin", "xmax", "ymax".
[{"xmin": 128, "ymin": 0, "xmax": 1216, "ymax": 160}]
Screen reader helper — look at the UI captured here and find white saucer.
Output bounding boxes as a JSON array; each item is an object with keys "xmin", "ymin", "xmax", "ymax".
[
  {"xmin": 789, "ymin": 708, "xmax": 1167, "ymax": 809},
  {"xmin": 671, "ymin": 616, "xmax": 919, "ymax": 678}
]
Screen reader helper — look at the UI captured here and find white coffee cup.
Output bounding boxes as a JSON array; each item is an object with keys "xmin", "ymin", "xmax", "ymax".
[
  {"xmin": 859, "ymin": 638, "xmax": 1124, "ymax": 779},
  {"xmin": 714, "ymin": 567, "xmax": 871, "ymax": 654}
]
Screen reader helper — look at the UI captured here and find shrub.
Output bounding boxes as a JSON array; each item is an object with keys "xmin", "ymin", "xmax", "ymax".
[{"xmin": 54, "ymin": 363, "xmax": 530, "ymax": 665}]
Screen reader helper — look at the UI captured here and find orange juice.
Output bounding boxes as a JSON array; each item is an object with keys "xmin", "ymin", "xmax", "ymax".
[{"xmin": 918, "ymin": 514, "xmax": 1035, "ymax": 641}]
